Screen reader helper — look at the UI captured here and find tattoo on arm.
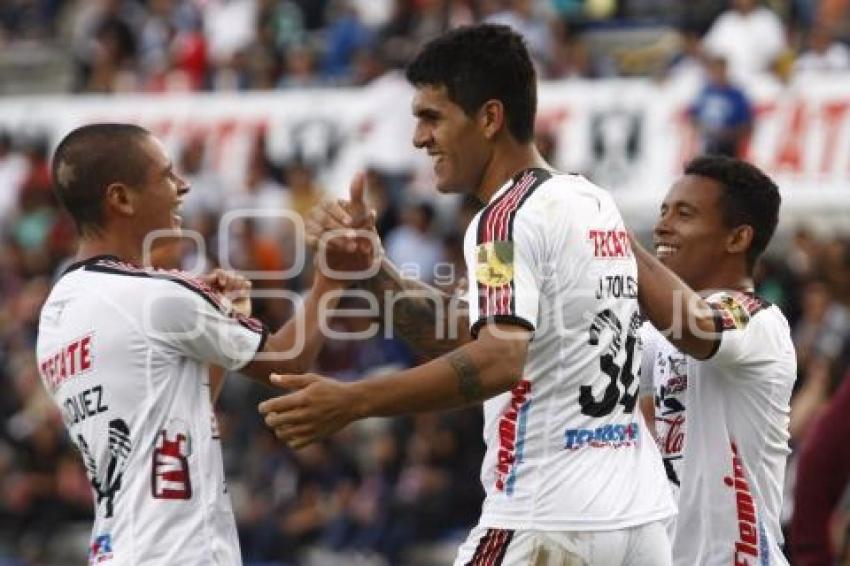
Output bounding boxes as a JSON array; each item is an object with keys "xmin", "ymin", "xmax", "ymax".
[
  {"xmin": 447, "ymin": 350, "xmax": 483, "ymax": 402},
  {"xmin": 362, "ymin": 262, "xmax": 469, "ymax": 360}
]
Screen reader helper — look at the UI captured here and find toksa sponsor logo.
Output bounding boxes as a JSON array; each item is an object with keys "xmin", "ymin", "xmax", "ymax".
[{"xmin": 564, "ymin": 422, "xmax": 640, "ymax": 450}]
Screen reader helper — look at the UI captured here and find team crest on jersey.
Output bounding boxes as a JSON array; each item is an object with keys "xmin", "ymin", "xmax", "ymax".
[
  {"xmin": 717, "ymin": 296, "xmax": 750, "ymax": 329},
  {"xmin": 475, "ymin": 241, "xmax": 514, "ymax": 288},
  {"xmin": 711, "ymin": 293, "xmax": 769, "ymax": 331}
]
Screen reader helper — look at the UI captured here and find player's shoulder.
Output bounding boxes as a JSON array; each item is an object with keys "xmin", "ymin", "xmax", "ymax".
[
  {"xmin": 62, "ymin": 255, "xmax": 225, "ymax": 311},
  {"xmin": 705, "ymin": 290, "xmax": 786, "ymax": 332},
  {"xmin": 493, "ymin": 169, "xmax": 613, "ymax": 222},
  {"xmin": 532, "ymin": 169, "xmax": 601, "ymax": 198},
  {"xmin": 534, "ymin": 171, "xmax": 620, "ymax": 217}
]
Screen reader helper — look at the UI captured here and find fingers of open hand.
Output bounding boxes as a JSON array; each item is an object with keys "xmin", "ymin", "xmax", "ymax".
[
  {"xmin": 286, "ymin": 434, "xmax": 318, "ymax": 450},
  {"xmin": 258, "ymin": 392, "xmax": 301, "ymax": 416},
  {"xmin": 263, "ymin": 407, "xmax": 311, "ymax": 429},
  {"xmin": 273, "ymin": 424, "xmax": 315, "ymax": 446}
]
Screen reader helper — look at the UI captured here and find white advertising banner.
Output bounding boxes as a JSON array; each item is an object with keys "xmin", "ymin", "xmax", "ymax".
[{"xmin": 1, "ymin": 73, "xmax": 849, "ymax": 225}]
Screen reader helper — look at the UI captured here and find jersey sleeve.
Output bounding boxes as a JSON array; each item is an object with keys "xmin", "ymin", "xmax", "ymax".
[
  {"xmin": 467, "ymin": 203, "xmax": 542, "ymax": 339},
  {"xmin": 705, "ymin": 293, "xmax": 773, "ymax": 371},
  {"xmin": 145, "ymin": 278, "xmax": 268, "ymax": 370}
]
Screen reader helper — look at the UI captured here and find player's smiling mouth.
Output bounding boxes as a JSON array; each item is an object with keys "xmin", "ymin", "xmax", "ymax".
[
  {"xmin": 172, "ymin": 200, "xmax": 183, "ymax": 226},
  {"xmin": 655, "ymin": 243, "xmax": 679, "ymax": 258}
]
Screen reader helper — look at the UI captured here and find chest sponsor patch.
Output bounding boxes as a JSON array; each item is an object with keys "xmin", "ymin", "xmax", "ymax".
[{"xmin": 475, "ymin": 241, "xmax": 514, "ymax": 288}]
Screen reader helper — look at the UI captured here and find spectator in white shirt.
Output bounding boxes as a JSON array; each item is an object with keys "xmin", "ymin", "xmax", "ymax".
[
  {"xmin": 794, "ymin": 23, "xmax": 850, "ymax": 74},
  {"xmin": 702, "ymin": 0, "xmax": 787, "ymax": 81}
]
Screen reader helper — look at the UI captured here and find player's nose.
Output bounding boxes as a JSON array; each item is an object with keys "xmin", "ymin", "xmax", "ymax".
[
  {"xmin": 653, "ymin": 214, "xmax": 673, "ymax": 239},
  {"xmin": 412, "ymin": 123, "xmax": 432, "ymax": 149},
  {"xmin": 177, "ymin": 174, "xmax": 190, "ymax": 195}
]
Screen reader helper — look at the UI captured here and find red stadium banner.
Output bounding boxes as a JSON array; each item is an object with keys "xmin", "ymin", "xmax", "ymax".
[{"xmin": 1, "ymin": 74, "xmax": 848, "ymax": 224}]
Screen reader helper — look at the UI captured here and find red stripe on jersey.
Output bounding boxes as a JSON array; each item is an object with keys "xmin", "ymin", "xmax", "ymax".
[
  {"xmin": 468, "ymin": 529, "xmax": 494, "ymax": 566},
  {"xmin": 98, "ymin": 259, "xmax": 228, "ymax": 313},
  {"xmin": 481, "ymin": 170, "xmax": 535, "ymax": 317},
  {"xmin": 487, "ymin": 531, "xmax": 506, "ymax": 566},
  {"xmin": 91, "ymin": 259, "xmax": 264, "ymax": 335},
  {"xmin": 473, "ymin": 528, "xmax": 513, "ymax": 566},
  {"xmin": 470, "ymin": 528, "xmax": 501, "ymax": 566},
  {"xmin": 161, "ymin": 268, "xmax": 228, "ymax": 312},
  {"xmin": 481, "ymin": 530, "xmax": 503, "ymax": 566},
  {"xmin": 236, "ymin": 313, "xmax": 265, "ymax": 334}
]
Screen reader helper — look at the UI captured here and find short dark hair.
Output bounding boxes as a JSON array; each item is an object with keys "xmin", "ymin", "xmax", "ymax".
[
  {"xmin": 52, "ymin": 123, "xmax": 152, "ymax": 235},
  {"xmin": 684, "ymin": 155, "xmax": 781, "ymax": 272},
  {"xmin": 405, "ymin": 24, "xmax": 537, "ymax": 143}
]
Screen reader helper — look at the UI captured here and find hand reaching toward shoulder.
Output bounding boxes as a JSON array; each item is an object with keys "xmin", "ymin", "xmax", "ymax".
[{"xmin": 201, "ymin": 268, "xmax": 252, "ymax": 317}]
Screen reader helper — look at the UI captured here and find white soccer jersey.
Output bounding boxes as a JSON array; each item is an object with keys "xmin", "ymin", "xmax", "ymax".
[
  {"xmin": 640, "ymin": 322, "xmax": 688, "ymax": 500},
  {"xmin": 668, "ymin": 291, "xmax": 796, "ymax": 566},
  {"xmin": 463, "ymin": 168, "xmax": 675, "ymax": 531},
  {"xmin": 36, "ymin": 256, "xmax": 267, "ymax": 565}
]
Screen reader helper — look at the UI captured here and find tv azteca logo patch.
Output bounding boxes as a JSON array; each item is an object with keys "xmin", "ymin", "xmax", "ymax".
[
  {"xmin": 564, "ymin": 422, "xmax": 640, "ymax": 450},
  {"xmin": 152, "ymin": 419, "xmax": 193, "ymax": 500}
]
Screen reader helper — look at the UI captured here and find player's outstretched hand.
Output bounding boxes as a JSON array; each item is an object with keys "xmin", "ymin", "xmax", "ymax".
[
  {"xmin": 201, "ymin": 268, "xmax": 252, "ymax": 317},
  {"xmin": 258, "ymin": 373, "xmax": 361, "ymax": 449},
  {"xmin": 305, "ymin": 172, "xmax": 380, "ymax": 276}
]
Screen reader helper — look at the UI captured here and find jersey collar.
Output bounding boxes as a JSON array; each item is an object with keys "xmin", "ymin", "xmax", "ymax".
[
  {"xmin": 486, "ymin": 167, "xmax": 553, "ymax": 205},
  {"xmin": 61, "ymin": 255, "xmax": 121, "ymax": 276}
]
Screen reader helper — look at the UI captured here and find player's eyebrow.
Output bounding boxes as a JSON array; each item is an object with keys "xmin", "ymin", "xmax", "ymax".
[
  {"xmin": 661, "ymin": 200, "xmax": 698, "ymax": 213},
  {"xmin": 413, "ymin": 107, "xmax": 441, "ymax": 120}
]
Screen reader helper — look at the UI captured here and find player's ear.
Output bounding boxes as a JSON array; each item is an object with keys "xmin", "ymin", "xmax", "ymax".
[
  {"xmin": 726, "ymin": 224, "xmax": 754, "ymax": 256},
  {"xmin": 479, "ymin": 99, "xmax": 505, "ymax": 140},
  {"xmin": 104, "ymin": 182, "xmax": 137, "ymax": 217}
]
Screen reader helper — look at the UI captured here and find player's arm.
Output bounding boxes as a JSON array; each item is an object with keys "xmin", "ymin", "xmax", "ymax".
[
  {"xmin": 238, "ymin": 174, "xmax": 374, "ymax": 384},
  {"xmin": 356, "ymin": 256, "xmax": 471, "ymax": 359},
  {"xmin": 197, "ymin": 268, "xmax": 339, "ymax": 396},
  {"xmin": 238, "ymin": 272, "xmax": 347, "ymax": 383},
  {"xmin": 630, "ymin": 234, "xmax": 718, "ymax": 360},
  {"xmin": 197, "ymin": 269, "xmax": 252, "ymax": 400},
  {"xmin": 259, "ymin": 322, "xmax": 529, "ymax": 448},
  {"xmin": 165, "ymin": 178, "xmax": 367, "ymax": 389},
  {"xmin": 304, "ymin": 176, "xmax": 470, "ymax": 360},
  {"xmin": 261, "ymin": 199, "xmax": 543, "ymax": 448}
]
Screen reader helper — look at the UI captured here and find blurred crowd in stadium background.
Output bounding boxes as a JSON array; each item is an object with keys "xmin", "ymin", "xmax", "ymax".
[
  {"xmin": 1, "ymin": 0, "xmax": 850, "ymax": 94},
  {"xmin": 2, "ymin": 0, "xmax": 850, "ymax": 564}
]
